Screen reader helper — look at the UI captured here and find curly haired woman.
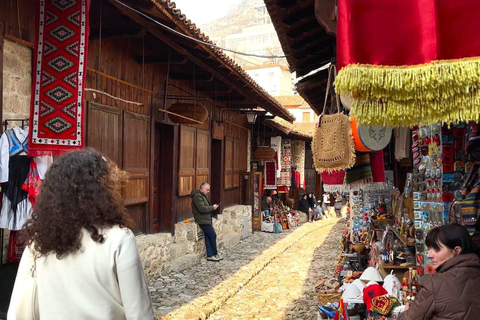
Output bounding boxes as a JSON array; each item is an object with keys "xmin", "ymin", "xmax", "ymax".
[{"xmin": 8, "ymin": 150, "xmax": 155, "ymax": 320}]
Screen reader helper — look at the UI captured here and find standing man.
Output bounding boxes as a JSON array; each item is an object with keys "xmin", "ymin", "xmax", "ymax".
[
  {"xmin": 191, "ymin": 182, "xmax": 222, "ymax": 262},
  {"xmin": 322, "ymin": 192, "xmax": 330, "ymax": 216}
]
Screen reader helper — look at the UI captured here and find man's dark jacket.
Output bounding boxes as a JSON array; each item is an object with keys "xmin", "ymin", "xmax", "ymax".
[{"xmin": 191, "ymin": 189, "xmax": 214, "ymax": 225}]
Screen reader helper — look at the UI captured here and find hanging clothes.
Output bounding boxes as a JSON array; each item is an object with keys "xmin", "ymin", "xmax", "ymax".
[
  {"xmin": 0, "ymin": 126, "xmax": 33, "ymax": 230},
  {"xmin": 22, "ymin": 159, "xmax": 42, "ymax": 207},
  {"xmin": 0, "ymin": 126, "xmax": 52, "ymax": 230}
]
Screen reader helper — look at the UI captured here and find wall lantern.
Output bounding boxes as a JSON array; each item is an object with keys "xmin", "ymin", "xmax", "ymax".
[{"xmin": 245, "ymin": 112, "xmax": 258, "ymax": 124}]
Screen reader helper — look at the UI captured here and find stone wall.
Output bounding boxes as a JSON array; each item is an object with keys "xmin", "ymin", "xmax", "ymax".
[
  {"xmin": 3, "ymin": 39, "xmax": 32, "ymax": 120},
  {"xmin": 137, "ymin": 205, "xmax": 252, "ymax": 280},
  {"xmin": 136, "ymin": 233, "xmax": 173, "ymax": 279}
]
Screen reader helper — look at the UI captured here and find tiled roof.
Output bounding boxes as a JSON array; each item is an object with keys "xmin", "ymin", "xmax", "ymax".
[
  {"xmin": 265, "ymin": 117, "xmax": 316, "ymax": 140},
  {"xmin": 243, "ymin": 64, "xmax": 290, "ymax": 71},
  {"xmin": 150, "ymin": 0, "xmax": 295, "ymax": 122},
  {"xmin": 275, "ymin": 95, "xmax": 305, "ymax": 107}
]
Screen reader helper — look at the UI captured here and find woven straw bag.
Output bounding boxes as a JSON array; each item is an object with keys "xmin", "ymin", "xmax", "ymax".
[
  {"xmin": 167, "ymin": 103, "xmax": 209, "ymax": 124},
  {"xmin": 312, "ymin": 65, "xmax": 355, "ymax": 173},
  {"xmin": 316, "ymin": 289, "xmax": 342, "ymax": 305}
]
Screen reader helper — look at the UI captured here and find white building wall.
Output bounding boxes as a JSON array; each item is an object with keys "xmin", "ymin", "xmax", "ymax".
[
  {"xmin": 245, "ymin": 67, "xmax": 293, "ymax": 96},
  {"xmin": 288, "ymin": 108, "xmax": 317, "ymax": 123}
]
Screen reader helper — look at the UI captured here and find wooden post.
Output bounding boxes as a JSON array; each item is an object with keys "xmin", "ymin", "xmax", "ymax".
[
  {"xmin": 0, "ymin": 21, "xmax": 5, "ymax": 134},
  {"xmin": 0, "ymin": 20, "xmax": 3, "ymax": 265}
]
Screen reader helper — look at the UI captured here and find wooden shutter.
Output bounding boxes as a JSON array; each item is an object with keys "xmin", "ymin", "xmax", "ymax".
[
  {"xmin": 233, "ymin": 138, "xmax": 240, "ymax": 187},
  {"xmin": 123, "ymin": 111, "xmax": 149, "ymax": 206},
  {"xmin": 225, "ymin": 137, "xmax": 233, "ymax": 189},
  {"xmin": 179, "ymin": 126, "xmax": 196, "ymax": 196},
  {"xmin": 86, "ymin": 102, "xmax": 122, "ymax": 165},
  {"xmin": 196, "ymin": 129, "xmax": 210, "ymax": 188}
]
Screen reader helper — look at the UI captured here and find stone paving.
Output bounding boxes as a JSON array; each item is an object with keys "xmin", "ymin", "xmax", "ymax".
[{"xmin": 150, "ymin": 218, "xmax": 343, "ymax": 320}]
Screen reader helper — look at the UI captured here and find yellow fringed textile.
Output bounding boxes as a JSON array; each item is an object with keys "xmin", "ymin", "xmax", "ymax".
[{"xmin": 335, "ymin": 56, "xmax": 480, "ymax": 126}]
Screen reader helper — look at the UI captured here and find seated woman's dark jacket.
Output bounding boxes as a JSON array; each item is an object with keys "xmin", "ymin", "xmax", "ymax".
[
  {"xmin": 398, "ymin": 253, "xmax": 480, "ymax": 320},
  {"xmin": 261, "ymin": 196, "xmax": 270, "ymax": 211},
  {"xmin": 297, "ymin": 198, "xmax": 310, "ymax": 214}
]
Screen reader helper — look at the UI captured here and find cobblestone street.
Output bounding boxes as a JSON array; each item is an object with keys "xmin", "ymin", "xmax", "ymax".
[{"xmin": 150, "ymin": 218, "xmax": 343, "ymax": 320}]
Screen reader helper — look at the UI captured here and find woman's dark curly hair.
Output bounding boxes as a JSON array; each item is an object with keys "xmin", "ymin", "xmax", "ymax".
[{"xmin": 23, "ymin": 149, "xmax": 132, "ymax": 258}]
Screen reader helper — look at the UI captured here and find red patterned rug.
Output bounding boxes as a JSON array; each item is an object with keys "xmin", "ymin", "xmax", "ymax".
[
  {"xmin": 264, "ymin": 160, "xmax": 277, "ymax": 189},
  {"xmin": 28, "ymin": 0, "xmax": 90, "ymax": 156}
]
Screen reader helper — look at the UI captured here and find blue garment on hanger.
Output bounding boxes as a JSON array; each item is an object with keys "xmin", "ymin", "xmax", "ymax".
[{"xmin": 5, "ymin": 129, "xmax": 28, "ymax": 156}]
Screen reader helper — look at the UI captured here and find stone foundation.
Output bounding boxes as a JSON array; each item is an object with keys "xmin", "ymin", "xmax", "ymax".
[{"xmin": 136, "ymin": 205, "xmax": 252, "ymax": 280}]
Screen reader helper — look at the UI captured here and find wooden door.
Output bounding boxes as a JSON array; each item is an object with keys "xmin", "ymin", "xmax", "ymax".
[
  {"xmin": 153, "ymin": 122, "xmax": 174, "ymax": 233},
  {"xmin": 252, "ymin": 172, "xmax": 262, "ymax": 231},
  {"xmin": 210, "ymin": 138, "xmax": 222, "ymax": 205},
  {"xmin": 123, "ymin": 111, "xmax": 149, "ymax": 234},
  {"xmin": 305, "ymin": 169, "xmax": 317, "ymax": 194}
]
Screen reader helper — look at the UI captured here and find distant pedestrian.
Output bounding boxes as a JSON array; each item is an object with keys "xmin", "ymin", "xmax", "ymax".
[
  {"xmin": 307, "ymin": 193, "xmax": 319, "ymax": 221},
  {"xmin": 322, "ymin": 192, "xmax": 330, "ymax": 215},
  {"xmin": 191, "ymin": 182, "xmax": 222, "ymax": 262},
  {"xmin": 334, "ymin": 192, "xmax": 343, "ymax": 217},
  {"xmin": 8, "ymin": 149, "xmax": 155, "ymax": 320}
]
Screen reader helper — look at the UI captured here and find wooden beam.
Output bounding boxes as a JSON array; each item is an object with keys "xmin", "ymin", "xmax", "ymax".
[
  {"xmin": 136, "ymin": 54, "xmax": 187, "ymax": 64},
  {"xmin": 4, "ymin": 34, "xmax": 33, "ymax": 48},
  {"xmin": 87, "ymin": 67, "xmax": 154, "ymax": 94},
  {"xmin": 89, "ymin": 26, "xmax": 147, "ymax": 39},
  {"xmin": 215, "ymin": 96, "xmax": 248, "ymax": 102},
  {"xmin": 107, "ymin": 0, "xmax": 294, "ymax": 122},
  {"xmin": 195, "ymin": 87, "xmax": 233, "ymax": 95},
  {"xmin": 169, "ymin": 72, "xmax": 214, "ymax": 82}
]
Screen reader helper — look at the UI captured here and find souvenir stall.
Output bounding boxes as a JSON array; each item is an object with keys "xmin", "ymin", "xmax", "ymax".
[
  {"xmin": 0, "ymin": 120, "xmax": 53, "ymax": 265},
  {"xmin": 253, "ymin": 130, "xmax": 305, "ymax": 234},
  {"xmin": 311, "ymin": 0, "xmax": 480, "ymax": 318}
]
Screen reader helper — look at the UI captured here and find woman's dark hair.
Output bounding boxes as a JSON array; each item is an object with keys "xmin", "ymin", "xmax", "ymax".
[
  {"xmin": 23, "ymin": 149, "xmax": 131, "ymax": 258},
  {"xmin": 426, "ymin": 224, "xmax": 480, "ymax": 257}
]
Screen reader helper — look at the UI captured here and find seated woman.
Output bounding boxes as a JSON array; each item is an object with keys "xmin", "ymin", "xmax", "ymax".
[
  {"xmin": 261, "ymin": 195, "xmax": 272, "ymax": 220},
  {"xmin": 298, "ymin": 194, "xmax": 312, "ymax": 221},
  {"xmin": 398, "ymin": 224, "xmax": 480, "ymax": 320}
]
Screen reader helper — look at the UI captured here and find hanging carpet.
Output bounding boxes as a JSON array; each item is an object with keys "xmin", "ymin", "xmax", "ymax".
[
  {"xmin": 28, "ymin": 0, "xmax": 90, "ymax": 156},
  {"xmin": 264, "ymin": 161, "xmax": 277, "ymax": 189},
  {"xmin": 292, "ymin": 140, "xmax": 306, "ymax": 189},
  {"xmin": 278, "ymin": 139, "xmax": 292, "ymax": 186}
]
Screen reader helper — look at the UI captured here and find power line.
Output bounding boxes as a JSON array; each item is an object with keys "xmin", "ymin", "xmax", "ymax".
[{"xmin": 114, "ymin": 0, "xmax": 291, "ymax": 59}]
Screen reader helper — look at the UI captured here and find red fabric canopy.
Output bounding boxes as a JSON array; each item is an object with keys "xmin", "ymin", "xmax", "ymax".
[{"xmin": 337, "ymin": 0, "xmax": 480, "ymax": 69}]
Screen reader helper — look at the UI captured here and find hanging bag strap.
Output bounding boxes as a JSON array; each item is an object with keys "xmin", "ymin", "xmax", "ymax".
[
  {"xmin": 319, "ymin": 64, "xmax": 342, "ymax": 122},
  {"xmin": 321, "ymin": 64, "xmax": 334, "ymax": 116}
]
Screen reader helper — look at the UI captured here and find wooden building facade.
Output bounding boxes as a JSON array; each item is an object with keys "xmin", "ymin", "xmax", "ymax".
[{"xmin": 0, "ymin": 0, "xmax": 294, "ymax": 235}]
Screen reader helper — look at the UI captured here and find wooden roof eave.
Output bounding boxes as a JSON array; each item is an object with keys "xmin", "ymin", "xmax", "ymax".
[
  {"xmin": 108, "ymin": 0, "xmax": 295, "ymax": 122},
  {"xmin": 264, "ymin": 119, "xmax": 313, "ymax": 141}
]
